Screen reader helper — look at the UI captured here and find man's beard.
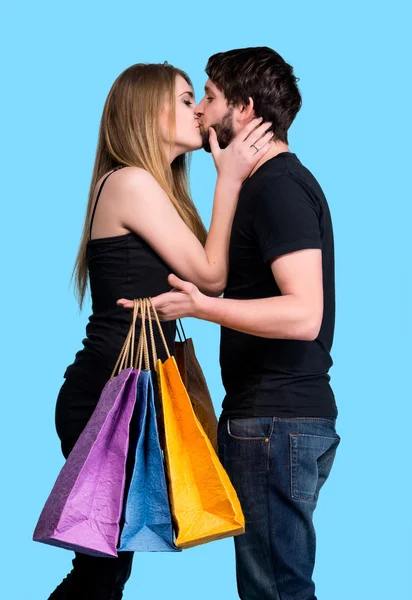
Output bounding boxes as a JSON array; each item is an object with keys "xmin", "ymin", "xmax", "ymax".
[{"xmin": 200, "ymin": 107, "xmax": 235, "ymax": 153}]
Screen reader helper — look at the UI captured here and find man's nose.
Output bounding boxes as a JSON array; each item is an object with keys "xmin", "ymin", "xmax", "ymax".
[{"xmin": 195, "ymin": 99, "xmax": 205, "ymax": 117}]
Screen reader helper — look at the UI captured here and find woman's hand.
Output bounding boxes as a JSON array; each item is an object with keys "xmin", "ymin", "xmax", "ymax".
[
  {"xmin": 209, "ymin": 117, "xmax": 274, "ymax": 183},
  {"xmin": 117, "ymin": 274, "xmax": 206, "ymax": 321}
]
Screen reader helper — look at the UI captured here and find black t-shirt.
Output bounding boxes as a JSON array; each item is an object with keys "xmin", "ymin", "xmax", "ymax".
[{"xmin": 220, "ymin": 152, "xmax": 337, "ymax": 419}]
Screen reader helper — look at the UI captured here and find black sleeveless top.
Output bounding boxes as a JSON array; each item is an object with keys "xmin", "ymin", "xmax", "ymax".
[{"xmin": 63, "ymin": 167, "xmax": 176, "ymax": 395}]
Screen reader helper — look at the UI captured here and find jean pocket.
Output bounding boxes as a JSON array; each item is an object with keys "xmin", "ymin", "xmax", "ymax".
[
  {"xmin": 227, "ymin": 417, "xmax": 274, "ymax": 441},
  {"xmin": 289, "ymin": 432, "xmax": 340, "ymax": 502}
]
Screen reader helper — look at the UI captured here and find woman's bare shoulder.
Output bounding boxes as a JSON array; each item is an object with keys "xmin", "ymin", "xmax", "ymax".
[{"xmin": 97, "ymin": 166, "xmax": 160, "ymax": 195}]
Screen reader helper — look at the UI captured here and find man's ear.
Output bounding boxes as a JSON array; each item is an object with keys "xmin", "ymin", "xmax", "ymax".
[{"xmin": 234, "ymin": 96, "xmax": 255, "ymax": 124}]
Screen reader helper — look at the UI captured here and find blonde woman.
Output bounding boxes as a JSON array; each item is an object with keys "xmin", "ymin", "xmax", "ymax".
[{"xmin": 48, "ymin": 62, "xmax": 272, "ymax": 599}]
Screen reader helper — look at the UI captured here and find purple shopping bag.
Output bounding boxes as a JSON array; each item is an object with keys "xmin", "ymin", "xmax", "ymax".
[
  {"xmin": 33, "ymin": 368, "xmax": 139, "ymax": 558},
  {"xmin": 33, "ymin": 301, "xmax": 142, "ymax": 558}
]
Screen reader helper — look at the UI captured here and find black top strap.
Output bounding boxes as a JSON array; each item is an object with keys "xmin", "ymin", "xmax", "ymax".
[{"xmin": 89, "ymin": 166, "xmax": 125, "ymax": 240}]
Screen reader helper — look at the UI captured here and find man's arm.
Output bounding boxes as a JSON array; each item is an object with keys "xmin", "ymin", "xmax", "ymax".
[
  {"xmin": 118, "ymin": 247, "xmax": 323, "ymax": 341},
  {"xmin": 196, "ymin": 247, "xmax": 323, "ymax": 340}
]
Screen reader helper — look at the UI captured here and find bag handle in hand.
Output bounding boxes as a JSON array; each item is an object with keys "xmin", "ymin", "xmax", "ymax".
[{"xmin": 112, "ymin": 297, "xmax": 171, "ymax": 373}]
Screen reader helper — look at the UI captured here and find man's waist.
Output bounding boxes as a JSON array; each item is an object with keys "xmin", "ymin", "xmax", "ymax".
[
  {"xmin": 222, "ymin": 369, "xmax": 332, "ymax": 392},
  {"xmin": 220, "ymin": 379, "xmax": 337, "ymax": 421}
]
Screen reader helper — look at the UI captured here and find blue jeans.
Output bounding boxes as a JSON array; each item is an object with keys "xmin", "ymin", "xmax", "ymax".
[{"xmin": 218, "ymin": 416, "xmax": 340, "ymax": 600}]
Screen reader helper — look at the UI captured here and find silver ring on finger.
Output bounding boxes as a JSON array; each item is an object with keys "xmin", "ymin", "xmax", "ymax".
[{"xmin": 252, "ymin": 143, "xmax": 259, "ymax": 152}]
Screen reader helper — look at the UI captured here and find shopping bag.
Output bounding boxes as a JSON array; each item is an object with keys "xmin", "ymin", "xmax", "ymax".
[
  {"xmin": 147, "ymin": 299, "xmax": 245, "ymax": 549},
  {"xmin": 119, "ymin": 299, "xmax": 179, "ymax": 552},
  {"xmin": 33, "ymin": 301, "xmax": 142, "ymax": 558},
  {"xmin": 175, "ymin": 320, "xmax": 218, "ymax": 452}
]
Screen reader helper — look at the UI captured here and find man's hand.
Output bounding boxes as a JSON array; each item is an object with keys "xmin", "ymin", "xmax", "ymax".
[{"xmin": 117, "ymin": 274, "xmax": 205, "ymax": 321}]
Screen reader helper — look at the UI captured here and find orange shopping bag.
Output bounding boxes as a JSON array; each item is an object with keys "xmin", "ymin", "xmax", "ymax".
[{"xmin": 145, "ymin": 298, "xmax": 245, "ymax": 549}]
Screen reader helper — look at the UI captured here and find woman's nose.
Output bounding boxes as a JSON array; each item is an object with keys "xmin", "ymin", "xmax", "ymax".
[{"xmin": 194, "ymin": 100, "xmax": 204, "ymax": 117}]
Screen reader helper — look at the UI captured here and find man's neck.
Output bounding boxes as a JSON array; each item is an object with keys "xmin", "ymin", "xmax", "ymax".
[{"xmin": 248, "ymin": 140, "xmax": 290, "ymax": 178}]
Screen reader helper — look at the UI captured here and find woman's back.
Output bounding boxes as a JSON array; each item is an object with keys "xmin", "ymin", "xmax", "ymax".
[{"xmin": 63, "ymin": 229, "xmax": 176, "ymax": 395}]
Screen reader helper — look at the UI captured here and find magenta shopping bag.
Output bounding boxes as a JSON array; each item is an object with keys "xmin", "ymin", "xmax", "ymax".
[
  {"xmin": 33, "ymin": 301, "xmax": 142, "ymax": 558},
  {"xmin": 33, "ymin": 368, "xmax": 139, "ymax": 558}
]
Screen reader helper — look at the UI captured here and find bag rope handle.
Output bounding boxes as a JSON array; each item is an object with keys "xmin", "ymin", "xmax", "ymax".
[
  {"xmin": 110, "ymin": 299, "xmax": 140, "ymax": 380},
  {"xmin": 147, "ymin": 297, "xmax": 171, "ymax": 359},
  {"xmin": 134, "ymin": 298, "xmax": 150, "ymax": 371}
]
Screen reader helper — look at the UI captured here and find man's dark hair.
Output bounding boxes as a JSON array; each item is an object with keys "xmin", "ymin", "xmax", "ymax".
[{"xmin": 206, "ymin": 47, "xmax": 302, "ymax": 143}]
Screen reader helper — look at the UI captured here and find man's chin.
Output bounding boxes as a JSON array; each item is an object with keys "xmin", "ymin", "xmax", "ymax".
[
  {"xmin": 200, "ymin": 130, "xmax": 212, "ymax": 153},
  {"xmin": 199, "ymin": 123, "xmax": 233, "ymax": 153}
]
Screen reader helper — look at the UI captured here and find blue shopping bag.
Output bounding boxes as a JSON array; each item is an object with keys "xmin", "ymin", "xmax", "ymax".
[{"xmin": 118, "ymin": 301, "xmax": 179, "ymax": 552}]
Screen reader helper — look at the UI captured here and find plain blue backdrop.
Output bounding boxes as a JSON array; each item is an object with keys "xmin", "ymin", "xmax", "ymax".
[{"xmin": 1, "ymin": 1, "xmax": 411, "ymax": 599}]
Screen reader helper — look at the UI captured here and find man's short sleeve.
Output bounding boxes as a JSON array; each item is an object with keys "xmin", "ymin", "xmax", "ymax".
[{"xmin": 253, "ymin": 175, "xmax": 322, "ymax": 263}]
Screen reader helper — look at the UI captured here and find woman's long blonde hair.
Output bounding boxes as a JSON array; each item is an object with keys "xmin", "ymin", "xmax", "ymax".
[{"xmin": 73, "ymin": 63, "xmax": 207, "ymax": 309}]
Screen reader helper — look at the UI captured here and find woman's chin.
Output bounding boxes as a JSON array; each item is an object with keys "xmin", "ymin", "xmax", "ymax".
[
  {"xmin": 183, "ymin": 140, "xmax": 203, "ymax": 153},
  {"xmin": 174, "ymin": 136, "xmax": 203, "ymax": 157}
]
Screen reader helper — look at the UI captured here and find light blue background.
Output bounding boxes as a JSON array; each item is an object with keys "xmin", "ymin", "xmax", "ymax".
[{"xmin": 2, "ymin": 1, "xmax": 411, "ymax": 599}]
